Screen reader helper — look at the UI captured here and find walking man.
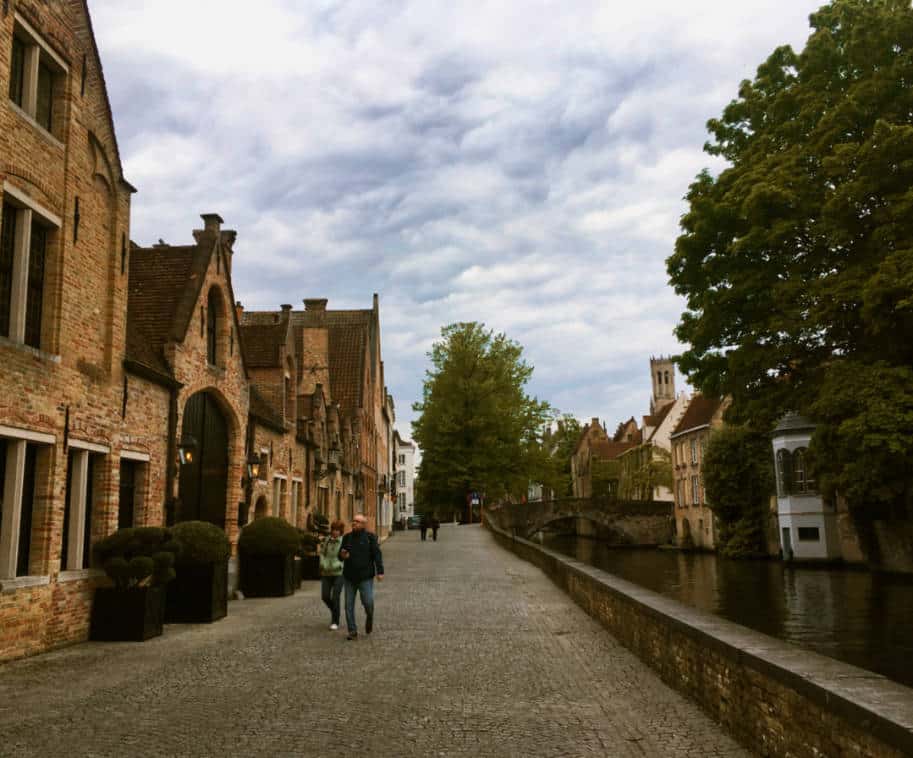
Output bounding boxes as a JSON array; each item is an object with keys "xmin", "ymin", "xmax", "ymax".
[
  {"xmin": 339, "ymin": 514, "xmax": 384, "ymax": 641},
  {"xmin": 430, "ymin": 516, "xmax": 440, "ymax": 542},
  {"xmin": 419, "ymin": 514, "xmax": 428, "ymax": 541}
]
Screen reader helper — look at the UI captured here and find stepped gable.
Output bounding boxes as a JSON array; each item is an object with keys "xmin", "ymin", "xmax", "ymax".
[{"xmin": 672, "ymin": 395, "xmax": 722, "ymax": 437}]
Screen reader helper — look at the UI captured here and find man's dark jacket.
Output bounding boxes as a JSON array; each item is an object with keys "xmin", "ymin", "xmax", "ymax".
[{"xmin": 340, "ymin": 530, "xmax": 384, "ymax": 583}]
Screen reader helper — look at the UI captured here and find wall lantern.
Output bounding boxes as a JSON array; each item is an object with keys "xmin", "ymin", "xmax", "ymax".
[
  {"xmin": 178, "ymin": 434, "xmax": 197, "ymax": 465},
  {"xmin": 247, "ymin": 453, "xmax": 262, "ymax": 481}
]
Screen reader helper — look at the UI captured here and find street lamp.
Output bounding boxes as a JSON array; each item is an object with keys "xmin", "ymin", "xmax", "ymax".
[
  {"xmin": 178, "ymin": 434, "xmax": 197, "ymax": 465},
  {"xmin": 246, "ymin": 453, "xmax": 261, "ymax": 482}
]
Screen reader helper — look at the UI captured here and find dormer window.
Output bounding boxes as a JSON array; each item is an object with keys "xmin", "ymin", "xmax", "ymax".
[{"xmin": 7, "ymin": 16, "xmax": 68, "ymax": 140}]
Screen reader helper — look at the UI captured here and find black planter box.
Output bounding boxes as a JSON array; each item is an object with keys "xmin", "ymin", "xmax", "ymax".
[
  {"xmin": 90, "ymin": 585, "xmax": 165, "ymax": 641},
  {"xmin": 165, "ymin": 560, "xmax": 228, "ymax": 623},
  {"xmin": 300, "ymin": 554, "xmax": 320, "ymax": 580},
  {"xmin": 240, "ymin": 552, "xmax": 296, "ymax": 597},
  {"xmin": 293, "ymin": 556, "xmax": 302, "ymax": 588}
]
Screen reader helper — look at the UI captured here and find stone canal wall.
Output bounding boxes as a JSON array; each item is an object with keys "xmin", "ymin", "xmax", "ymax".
[{"xmin": 487, "ymin": 522, "xmax": 913, "ymax": 758}]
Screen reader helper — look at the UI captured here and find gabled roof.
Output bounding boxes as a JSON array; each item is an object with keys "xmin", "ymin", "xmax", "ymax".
[
  {"xmin": 239, "ymin": 313, "xmax": 289, "ymax": 368},
  {"xmin": 644, "ymin": 401, "xmax": 675, "ymax": 440},
  {"xmin": 327, "ymin": 311, "xmax": 370, "ymax": 416},
  {"xmin": 591, "ymin": 439, "xmax": 636, "ymax": 460},
  {"xmin": 671, "ymin": 395, "xmax": 722, "ymax": 438},
  {"xmin": 249, "ymin": 386, "xmax": 285, "ymax": 433},
  {"xmin": 126, "ymin": 227, "xmax": 246, "ymax": 382}
]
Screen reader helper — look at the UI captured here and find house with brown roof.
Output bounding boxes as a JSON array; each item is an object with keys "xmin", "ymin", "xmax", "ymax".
[
  {"xmin": 570, "ymin": 418, "xmax": 636, "ymax": 498},
  {"xmin": 670, "ymin": 394, "xmax": 729, "ymax": 548},
  {"xmin": 0, "ymin": 0, "xmax": 138, "ymax": 662}
]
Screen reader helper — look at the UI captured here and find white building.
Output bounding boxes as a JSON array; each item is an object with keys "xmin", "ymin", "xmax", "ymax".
[
  {"xmin": 772, "ymin": 413, "xmax": 841, "ymax": 561},
  {"xmin": 394, "ymin": 431, "xmax": 416, "ymax": 524}
]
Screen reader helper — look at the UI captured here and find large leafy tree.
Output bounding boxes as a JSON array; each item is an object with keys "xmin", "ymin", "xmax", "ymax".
[
  {"xmin": 667, "ymin": 0, "xmax": 913, "ymax": 513},
  {"xmin": 412, "ymin": 323, "xmax": 551, "ymax": 513},
  {"xmin": 536, "ymin": 414, "xmax": 582, "ymax": 498}
]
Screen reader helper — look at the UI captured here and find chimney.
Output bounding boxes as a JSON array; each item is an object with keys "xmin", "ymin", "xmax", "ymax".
[
  {"xmin": 304, "ymin": 298, "xmax": 327, "ymax": 311},
  {"xmin": 201, "ymin": 213, "xmax": 223, "ymax": 234},
  {"xmin": 235, "ymin": 301, "xmax": 244, "ymax": 322},
  {"xmin": 281, "ymin": 304, "xmax": 292, "ymax": 322}
]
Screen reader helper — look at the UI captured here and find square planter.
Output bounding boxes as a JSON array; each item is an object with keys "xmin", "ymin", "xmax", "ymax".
[
  {"xmin": 165, "ymin": 560, "xmax": 229, "ymax": 623},
  {"xmin": 293, "ymin": 556, "xmax": 302, "ymax": 589},
  {"xmin": 300, "ymin": 554, "xmax": 321, "ymax": 581},
  {"xmin": 90, "ymin": 585, "xmax": 166, "ymax": 641},
  {"xmin": 239, "ymin": 552, "xmax": 296, "ymax": 597}
]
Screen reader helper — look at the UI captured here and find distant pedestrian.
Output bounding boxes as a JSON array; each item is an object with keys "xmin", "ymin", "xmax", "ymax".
[
  {"xmin": 319, "ymin": 520, "xmax": 346, "ymax": 631},
  {"xmin": 339, "ymin": 514, "xmax": 384, "ymax": 640},
  {"xmin": 430, "ymin": 517, "xmax": 440, "ymax": 542},
  {"xmin": 419, "ymin": 515, "xmax": 428, "ymax": 541}
]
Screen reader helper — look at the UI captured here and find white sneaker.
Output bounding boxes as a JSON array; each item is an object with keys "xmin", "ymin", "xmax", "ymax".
[{"xmin": 329, "ymin": 623, "xmax": 339, "ymax": 631}]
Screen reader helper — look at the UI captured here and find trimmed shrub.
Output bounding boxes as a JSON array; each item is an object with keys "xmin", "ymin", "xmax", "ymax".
[
  {"xmin": 170, "ymin": 521, "xmax": 231, "ymax": 565},
  {"xmin": 94, "ymin": 526, "xmax": 177, "ymax": 589},
  {"xmin": 238, "ymin": 517, "xmax": 300, "ymax": 557}
]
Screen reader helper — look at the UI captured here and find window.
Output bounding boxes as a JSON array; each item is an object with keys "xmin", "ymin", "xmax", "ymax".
[
  {"xmin": 9, "ymin": 35, "xmax": 25, "ymax": 107},
  {"xmin": 290, "ymin": 480, "xmax": 299, "ymax": 526},
  {"xmin": 398, "ymin": 454, "xmax": 405, "ymax": 465},
  {"xmin": 0, "ymin": 192, "xmax": 57, "ymax": 349},
  {"xmin": 793, "ymin": 448, "xmax": 815, "ymax": 494},
  {"xmin": 690, "ymin": 438, "xmax": 698, "ymax": 464},
  {"xmin": 691, "ymin": 475, "xmax": 700, "ymax": 505},
  {"xmin": 206, "ymin": 289, "xmax": 218, "ymax": 364},
  {"xmin": 0, "ymin": 436, "xmax": 48, "ymax": 579},
  {"xmin": 118, "ymin": 459, "xmax": 137, "ymax": 529},
  {"xmin": 398, "ymin": 470, "xmax": 405, "ymax": 488},
  {"xmin": 798, "ymin": 526, "xmax": 820, "ymax": 542},
  {"xmin": 776, "ymin": 449, "xmax": 792, "ymax": 496},
  {"xmin": 7, "ymin": 20, "xmax": 67, "ymax": 138},
  {"xmin": 62, "ymin": 450, "xmax": 96, "ymax": 570}
]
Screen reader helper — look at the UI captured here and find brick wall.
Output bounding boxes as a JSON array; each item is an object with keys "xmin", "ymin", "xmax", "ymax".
[{"xmin": 488, "ymin": 523, "xmax": 913, "ymax": 758}]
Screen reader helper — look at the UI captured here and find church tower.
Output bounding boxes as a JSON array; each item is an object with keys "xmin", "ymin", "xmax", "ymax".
[{"xmin": 650, "ymin": 356, "xmax": 675, "ymax": 415}]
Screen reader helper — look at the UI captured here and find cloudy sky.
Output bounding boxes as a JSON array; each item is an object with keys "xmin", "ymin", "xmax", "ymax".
[{"xmin": 91, "ymin": 0, "xmax": 822, "ymax": 440}]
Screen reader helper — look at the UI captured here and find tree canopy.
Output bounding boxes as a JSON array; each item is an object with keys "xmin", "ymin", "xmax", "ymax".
[
  {"xmin": 411, "ymin": 322, "xmax": 551, "ymax": 512},
  {"xmin": 667, "ymin": 0, "xmax": 913, "ymax": 512}
]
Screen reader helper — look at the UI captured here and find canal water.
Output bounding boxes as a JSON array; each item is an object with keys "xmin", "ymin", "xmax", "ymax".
[{"xmin": 538, "ymin": 534, "xmax": 913, "ymax": 688}]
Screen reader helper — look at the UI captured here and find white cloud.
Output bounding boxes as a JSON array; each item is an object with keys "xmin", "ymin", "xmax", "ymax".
[{"xmin": 90, "ymin": 0, "xmax": 824, "ymax": 440}]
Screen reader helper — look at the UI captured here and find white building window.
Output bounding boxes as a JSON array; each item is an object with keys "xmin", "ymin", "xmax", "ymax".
[
  {"xmin": 8, "ymin": 15, "xmax": 68, "ymax": 139},
  {"xmin": 0, "ymin": 427, "xmax": 54, "ymax": 579},
  {"xmin": 0, "ymin": 189, "xmax": 59, "ymax": 350},
  {"xmin": 691, "ymin": 475, "xmax": 700, "ymax": 505},
  {"xmin": 690, "ymin": 438, "xmax": 698, "ymax": 464}
]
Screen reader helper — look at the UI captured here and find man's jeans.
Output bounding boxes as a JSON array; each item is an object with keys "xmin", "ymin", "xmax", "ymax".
[
  {"xmin": 344, "ymin": 577, "xmax": 374, "ymax": 634},
  {"xmin": 321, "ymin": 575, "xmax": 344, "ymax": 625}
]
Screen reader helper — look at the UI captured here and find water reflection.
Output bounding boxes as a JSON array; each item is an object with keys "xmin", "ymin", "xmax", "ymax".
[{"xmin": 540, "ymin": 534, "xmax": 913, "ymax": 688}]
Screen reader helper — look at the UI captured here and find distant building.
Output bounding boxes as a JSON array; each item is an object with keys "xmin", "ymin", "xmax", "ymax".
[
  {"xmin": 570, "ymin": 418, "xmax": 636, "ymax": 498},
  {"xmin": 394, "ymin": 431, "xmax": 416, "ymax": 523},
  {"xmin": 670, "ymin": 395, "xmax": 728, "ymax": 549}
]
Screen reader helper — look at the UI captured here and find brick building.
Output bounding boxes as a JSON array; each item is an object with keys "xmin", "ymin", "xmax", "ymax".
[
  {"xmin": 670, "ymin": 395, "xmax": 728, "ymax": 549},
  {"xmin": 570, "ymin": 419, "xmax": 636, "ymax": 498},
  {"xmin": 0, "ymin": 2, "xmax": 393, "ymax": 663}
]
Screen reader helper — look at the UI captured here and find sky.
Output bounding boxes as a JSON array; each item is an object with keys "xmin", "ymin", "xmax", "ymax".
[{"xmin": 90, "ymin": 0, "xmax": 824, "ymax": 442}]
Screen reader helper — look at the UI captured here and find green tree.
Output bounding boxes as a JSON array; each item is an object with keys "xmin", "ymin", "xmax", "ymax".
[
  {"xmin": 667, "ymin": 0, "xmax": 913, "ymax": 515},
  {"xmin": 536, "ymin": 414, "xmax": 582, "ymax": 498},
  {"xmin": 617, "ymin": 444, "xmax": 672, "ymax": 501},
  {"xmin": 412, "ymin": 323, "xmax": 551, "ymax": 512},
  {"xmin": 702, "ymin": 426, "xmax": 775, "ymax": 558}
]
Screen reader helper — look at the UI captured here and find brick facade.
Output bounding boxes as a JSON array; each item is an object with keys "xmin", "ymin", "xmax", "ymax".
[{"xmin": 0, "ymin": 2, "xmax": 393, "ymax": 663}]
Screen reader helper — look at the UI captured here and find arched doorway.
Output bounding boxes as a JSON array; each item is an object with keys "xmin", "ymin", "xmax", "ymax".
[{"xmin": 178, "ymin": 391, "xmax": 229, "ymax": 528}]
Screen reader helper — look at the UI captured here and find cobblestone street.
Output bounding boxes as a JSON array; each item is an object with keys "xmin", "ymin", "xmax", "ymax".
[{"xmin": 0, "ymin": 525, "xmax": 748, "ymax": 757}]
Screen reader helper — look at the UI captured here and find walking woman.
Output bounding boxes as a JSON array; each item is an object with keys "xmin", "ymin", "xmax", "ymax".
[{"xmin": 320, "ymin": 519, "xmax": 346, "ymax": 630}]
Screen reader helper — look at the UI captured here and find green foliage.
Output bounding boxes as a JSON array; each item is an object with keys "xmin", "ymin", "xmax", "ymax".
[
  {"xmin": 94, "ymin": 526, "xmax": 177, "ymax": 588},
  {"xmin": 591, "ymin": 458, "xmax": 622, "ymax": 499},
  {"xmin": 702, "ymin": 426, "xmax": 774, "ymax": 558},
  {"xmin": 310, "ymin": 512, "xmax": 330, "ymax": 535},
  {"xmin": 238, "ymin": 516, "xmax": 300, "ymax": 557},
  {"xmin": 298, "ymin": 530, "xmax": 321, "ymax": 556},
  {"xmin": 534, "ymin": 415, "xmax": 582, "ymax": 498},
  {"xmin": 170, "ymin": 521, "xmax": 231, "ymax": 565},
  {"xmin": 412, "ymin": 322, "xmax": 552, "ymax": 509},
  {"xmin": 667, "ymin": 0, "xmax": 913, "ymax": 513},
  {"xmin": 617, "ymin": 445, "xmax": 672, "ymax": 501}
]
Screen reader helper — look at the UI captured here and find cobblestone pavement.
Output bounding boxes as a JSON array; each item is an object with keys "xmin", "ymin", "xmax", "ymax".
[{"xmin": 0, "ymin": 525, "xmax": 750, "ymax": 757}]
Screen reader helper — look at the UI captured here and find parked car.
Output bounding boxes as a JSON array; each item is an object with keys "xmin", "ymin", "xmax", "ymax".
[{"xmin": 406, "ymin": 515, "xmax": 423, "ymax": 530}]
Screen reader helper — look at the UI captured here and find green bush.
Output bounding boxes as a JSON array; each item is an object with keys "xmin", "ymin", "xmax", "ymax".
[
  {"xmin": 94, "ymin": 526, "xmax": 177, "ymax": 588},
  {"xmin": 238, "ymin": 517, "xmax": 300, "ymax": 557},
  {"xmin": 170, "ymin": 521, "xmax": 231, "ymax": 565},
  {"xmin": 298, "ymin": 530, "xmax": 321, "ymax": 556}
]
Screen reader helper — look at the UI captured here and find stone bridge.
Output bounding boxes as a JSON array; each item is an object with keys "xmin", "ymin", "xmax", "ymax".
[{"xmin": 486, "ymin": 497, "xmax": 673, "ymax": 545}]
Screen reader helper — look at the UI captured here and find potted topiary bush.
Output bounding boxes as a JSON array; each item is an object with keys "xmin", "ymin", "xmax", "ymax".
[
  {"xmin": 166, "ymin": 521, "xmax": 231, "ymax": 623},
  {"xmin": 90, "ymin": 527, "xmax": 177, "ymax": 641},
  {"xmin": 238, "ymin": 517, "xmax": 300, "ymax": 597},
  {"xmin": 298, "ymin": 529, "xmax": 322, "ymax": 581}
]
